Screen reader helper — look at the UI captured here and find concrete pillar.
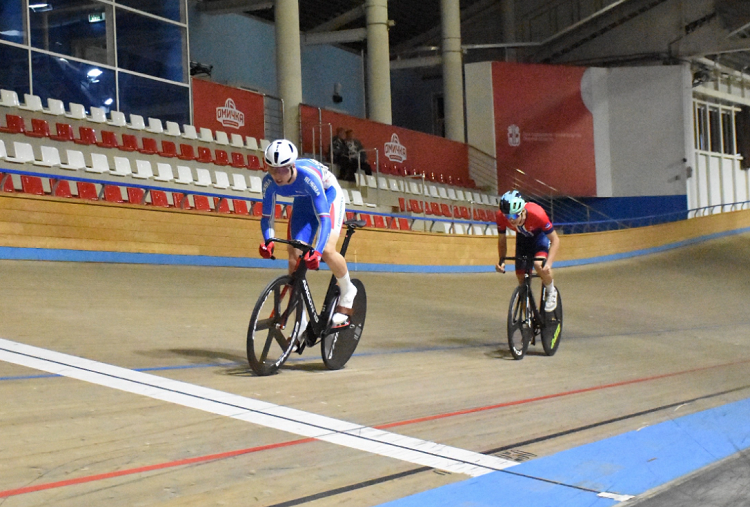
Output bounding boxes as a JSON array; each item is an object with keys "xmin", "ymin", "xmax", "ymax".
[
  {"xmin": 441, "ymin": 0, "xmax": 465, "ymax": 142},
  {"xmin": 502, "ymin": 0, "xmax": 516, "ymax": 62},
  {"xmin": 275, "ymin": 0, "xmax": 303, "ymax": 145},
  {"xmin": 365, "ymin": 0, "xmax": 392, "ymax": 124}
]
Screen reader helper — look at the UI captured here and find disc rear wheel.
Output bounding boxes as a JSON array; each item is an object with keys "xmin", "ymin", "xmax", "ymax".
[
  {"xmin": 247, "ymin": 276, "xmax": 303, "ymax": 376},
  {"xmin": 540, "ymin": 286, "xmax": 563, "ymax": 356}
]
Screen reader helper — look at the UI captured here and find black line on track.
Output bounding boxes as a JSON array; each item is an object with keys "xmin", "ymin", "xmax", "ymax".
[{"xmin": 265, "ymin": 384, "xmax": 750, "ymax": 507}]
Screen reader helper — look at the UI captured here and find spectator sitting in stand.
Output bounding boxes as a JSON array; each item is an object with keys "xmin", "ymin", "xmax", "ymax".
[
  {"xmin": 341, "ymin": 129, "xmax": 372, "ymax": 182},
  {"xmin": 328, "ymin": 127, "xmax": 348, "ymax": 178}
]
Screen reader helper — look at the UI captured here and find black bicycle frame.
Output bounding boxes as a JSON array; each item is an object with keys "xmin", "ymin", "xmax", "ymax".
[{"xmin": 269, "ymin": 220, "xmax": 362, "ymax": 340}]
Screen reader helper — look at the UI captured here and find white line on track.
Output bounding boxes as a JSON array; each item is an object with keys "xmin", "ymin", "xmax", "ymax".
[{"xmin": 0, "ymin": 338, "xmax": 517, "ymax": 477}]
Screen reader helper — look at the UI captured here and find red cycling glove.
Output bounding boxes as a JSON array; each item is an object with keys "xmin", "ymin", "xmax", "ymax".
[
  {"xmin": 258, "ymin": 241, "xmax": 274, "ymax": 259},
  {"xmin": 303, "ymin": 250, "xmax": 322, "ymax": 270}
]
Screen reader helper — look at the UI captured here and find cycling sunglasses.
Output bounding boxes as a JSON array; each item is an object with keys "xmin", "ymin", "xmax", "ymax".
[
  {"xmin": 504, "ymin": 212, "xmax": 521, "ymax": 220},
  {"xmin": 268, "ymin": 164, "xmax": 292, "ymax": 175}
]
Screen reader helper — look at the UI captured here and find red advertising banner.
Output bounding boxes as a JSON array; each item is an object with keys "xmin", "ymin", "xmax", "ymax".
[
  {"xmin": 492, "ymin": 62, "xmax": 596, "ymax": 197},
  {"xmin": 191, "ymin": 78, "xmax": 265, "ymax": 141},
  {"xmin": 300, "ymin": 105, "xmax": 470, "ymax": 183}
]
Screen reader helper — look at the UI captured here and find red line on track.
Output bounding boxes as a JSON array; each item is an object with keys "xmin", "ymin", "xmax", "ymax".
[{"xmin": 2, "ymin": 357, "xmax": 748, "ymax": 498}]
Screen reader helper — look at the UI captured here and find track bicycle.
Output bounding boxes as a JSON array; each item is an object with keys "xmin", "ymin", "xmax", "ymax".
[
  {"xmin": 505, "ymin": 256, "xmax": 563, "ymax": 360},
  {"xmin": 246, "ymin": 219, "xmax": 367, "ymax": 376}
]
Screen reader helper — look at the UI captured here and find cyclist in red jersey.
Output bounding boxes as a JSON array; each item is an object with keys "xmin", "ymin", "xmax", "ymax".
[{"xmin": 495, "ymin": 190, "xmax": 561, "ymax": 312}]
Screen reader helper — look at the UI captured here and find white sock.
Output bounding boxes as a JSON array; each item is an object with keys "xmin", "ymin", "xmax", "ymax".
[
  {"xmin": 545, "ymin": 281, "xmax": 555, "ymax": 293},
  {"xmin": 337, "ymin": 273, "xmax": 352, "ymax": 297}
]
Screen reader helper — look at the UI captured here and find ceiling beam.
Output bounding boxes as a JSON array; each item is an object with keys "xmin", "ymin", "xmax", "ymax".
[
  {"xmin": 391, "ymin": 0, "xmax": 499, "ymax": 55},
  {"xmin": 303, "ymin": 28, "xmax": 367, "ymax": 46},
  {"xmin": 196, "ymin": 0, "xmax": 273, "ymax": 15},
  {"xmin": 308, "ymin": 5, "xmax": 366, "ymax": 33}
]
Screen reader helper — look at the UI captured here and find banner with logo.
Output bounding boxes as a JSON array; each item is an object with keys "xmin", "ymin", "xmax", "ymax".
[
  {"xmin": 191, "ymin": 78, "xmax": 265, "ymax": 141},
  {"xmin": 493, "ymin": 62, "xmax": 596, "ymax": 197},
  {"xmin": 300, "ymin": 105, "xmax": 469, "ymax": 182}
]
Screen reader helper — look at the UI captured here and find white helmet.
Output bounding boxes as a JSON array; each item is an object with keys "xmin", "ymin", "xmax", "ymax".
[{"xmin": 264, "ymin": 139, "xmax": 298, "ymax": 168}]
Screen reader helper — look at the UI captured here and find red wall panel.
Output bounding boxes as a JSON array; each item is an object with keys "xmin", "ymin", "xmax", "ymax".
[
  {"xmin": 492, "ymin": 62, "xmax": 596, "ymax": 197},
  {"xmin": 300, "ymin": 105, "xmax": 470, "ymax": 182},
  {"xmin": 192, "ymin": 78, "xmax": 265, "ymax": 141}
]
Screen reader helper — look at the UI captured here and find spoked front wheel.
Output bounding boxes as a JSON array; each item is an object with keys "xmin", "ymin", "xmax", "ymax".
[
  {"xmin": 507, "ymin": 285, "xmax": 532, "ymax": 360},
  {"xmin": 247, "ymin": 276, "xmax": 303, "ymax": 376},
  {"xmin": 540, "ymin": 286, "xmax": 563, "ymax": 356}
]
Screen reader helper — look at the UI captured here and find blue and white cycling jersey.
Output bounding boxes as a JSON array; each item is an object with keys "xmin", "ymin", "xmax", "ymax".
[{"xmin": 261, "ymin": 159, "xmax": 343, "ymax": 253}]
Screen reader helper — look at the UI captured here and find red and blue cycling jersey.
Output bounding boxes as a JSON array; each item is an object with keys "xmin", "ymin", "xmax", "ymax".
[
  {"xmin": 495, "ymin": 202, "xmax": 554, "ymax": 237},
  {"xmin": 261, "ymin": 159, "xmax": 339, "ymax": 253}
]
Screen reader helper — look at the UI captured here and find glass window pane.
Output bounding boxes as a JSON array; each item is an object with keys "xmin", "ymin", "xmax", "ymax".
[
  {"xmin": 722, "ymin": 110, "xmax": 735, "ymax": 155},
  {"xmin": 116, "ymin": 0, "xmax": 183, "ymax": 23},
  {"xmin": 118, "ymin": 72, "xmax": 189, "ymax": 125},
  {"xmin": 0, "ymin": 43, "xmax": 30, "ymax": 96},
  {"xmin": 116, "ymin": 10, "xmax": 186, "ymax": 83},
  {"xmin": 29, "ymin": 0, "xmax": 113, "ymax": 66},
  {"xmin": 32, "ymin": 52, "xmax": 115, "ymax": 112},
  {"xmin": 0, "ymin": 0, "xmax": 25, "ymax": 44}
]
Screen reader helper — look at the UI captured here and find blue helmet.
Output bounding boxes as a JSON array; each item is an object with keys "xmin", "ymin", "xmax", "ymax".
[{"xmin": 499, "ymin": 190, "xmax": 525, "ymax": 217}]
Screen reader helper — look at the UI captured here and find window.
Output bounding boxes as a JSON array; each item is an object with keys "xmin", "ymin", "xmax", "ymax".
[
  {"xmin": 116, "ymin": 0, "xmax": 184, "ymax": 23},
  {"xmin": 694, "ymin": 104, "xmax": 708, "ymax": 151},
  {"xmin": 116, "ymin": 10, "xmax": 186, "ymax": 83},
  {"xmin": 722, "ymin": 110, "xmax": 735, "ymax": 155},
  {"xmin": 0, "ymin": 43, "xmax": 30, "ymax": 95},
  {"xmin": 32, "ymin": 52, "xmax": 116, "ymax": 113},
  {"xmin": 29, "ymin": 0, "xmax": 114, "ymax": 66},
  {"xmin": 0, "ymin": 0, "xmax": 25, "ymax": 44},
  {"xmin": 118, "ymin": 72, "xmax": 189, "ymax": 125}
]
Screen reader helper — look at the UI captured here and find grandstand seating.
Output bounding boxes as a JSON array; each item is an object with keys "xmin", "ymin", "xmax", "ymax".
[{"xmin": 0, "ymin": 88, "xmax": 498, "ymax": 235}]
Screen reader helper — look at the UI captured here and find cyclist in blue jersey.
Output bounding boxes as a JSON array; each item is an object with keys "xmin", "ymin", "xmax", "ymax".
[{"xmin": 258, "ymin": 139, "xmax": 356, "ymax": 327}]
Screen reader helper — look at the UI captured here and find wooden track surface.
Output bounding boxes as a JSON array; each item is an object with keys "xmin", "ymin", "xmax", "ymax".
[{"xmin": 1, "ymin": 232, "xmax": 750, "ymax": 506}]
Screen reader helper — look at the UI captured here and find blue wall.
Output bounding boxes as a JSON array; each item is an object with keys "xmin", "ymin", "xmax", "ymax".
[
  {"xmin": 391, "ymin": 68, "xmax": 442, "ymax": 135},
  {"xmin": 188, "ymin": 7, "xmax": 365, "ymax": 117}
]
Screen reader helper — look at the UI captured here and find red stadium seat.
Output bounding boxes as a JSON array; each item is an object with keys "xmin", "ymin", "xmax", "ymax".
[
  {"xmin": 193, "ymin": 195, "xmax": 211, "ymax": 211},
  {"xmin": 345, "ymin": 211, "xmax": 356, "ymax": 221},
  {"xmin": 25, "ymin": 118, "xmax": 50, "ymax": 138},
  {"xmin": 430, "ymin": 202, "xmax": 441, "ymax": 215},
  {"xmin": 0, "ymin": 173, "xmax": 14, "ymax": 192},
  {"xmin": 247, "ymin": 154, "xmax": 262, "ymax": 171},
  {"xmin": 103, "ymin": 185, "xmax": 124, "ymax": 203},
  {"xmin": 50, "ymin": 123, "xmax": 74, "ymax": 142},
  {"xmin": 214, "ymin": 197, "xmax": 231, "ymax": 213},
  {"xmin": 197, "ymin": 146, "xmax": 213, "ymax": 164},
  {"xmin": 139, "ymin": 137, "xmax": 159, "ymax": 155},
  {"xmin": 361, "ymin": 214, "xmax": 373, "ymax": 227},
  {"xmin": 74, "ymin": 127, "xmax": 97, "ymax": 145},
  {"xmin": 97, "ymin": 130, "xmax": 119, "ymax": 149},
  {"xmin": 127, "ymin": 187, "xmax": 145, "ymax": 204},
  {"xmin": 440, "ymin": 203, "xmax": 452, "ymax": 217},
  {"xmin": 232, "ymin": 199, "xmax": 249, "ymax": 215},
  {"xmin": 408, "ymin": 199, "xmax": 423, "ymax": 214},
  {"xmin": 214, "ymin": 149, "xmax": 230, "ymax": 166},
  {"xmin": 398, "ymin": 197, "xmax": 407, "ymax": 212},
  {"xmin": 20, "ymin": 175, "xmax": 45, "ymax": 195},
  {"xmin": 120, "ymin": 134, "xmax": 139, "ymax": 152},
  {"xmin": 77, "ymin": 182, "xmax": 99, "ymax": 200},
  {"xmin": 50, "ymin": 179, "xmax": 73, "ymax": 198},
  {"xmin": 159, "ymin": 140, "xmax": 178, "ymax": 158},
  {"xmin": 388, "ymin": 216, "xmax": 399, "ymax": 229},
  {"xmin": 373, "ymin": 215, "xmax": 386, "ymax": 228},
  {"xmin": 172, "ymin": 192, "xmax": 189, "ymax": 209},
  {"xmin": 398, "ymin": 218, "xmax": 410, "ymax": 230},
  {"xmin": 150, "ymin": 190, "xmax": 169, "ymax": 207},
  {"xmin": 0, "ymin": 114, "xmax": 25, "ymax": 134},
  {"xmin": 177, "ymin": 143, "xmax": 196, "ymax": 160},
  {"xmin": 231, "ymin": 152, "xmax": 247, "ymax": 168},
  {"xmin": 274, "ymin": 203, "xmax": 284, "ymax": 219},
  {"xmin": 251, "ymin": 202, "xmax": 263, "ymax": 216}
]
